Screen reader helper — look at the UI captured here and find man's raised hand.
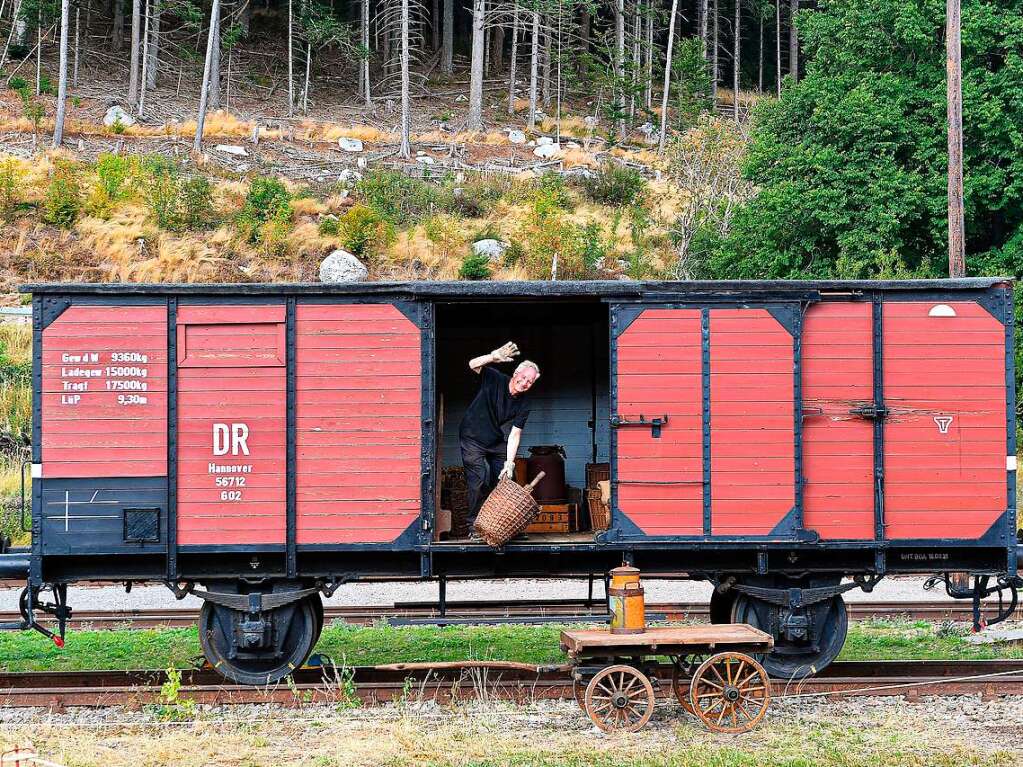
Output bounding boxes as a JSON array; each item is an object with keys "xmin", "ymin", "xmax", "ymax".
[{"xmin": 491, "ymin": 341, "xmax": 520, "ymax": 363}]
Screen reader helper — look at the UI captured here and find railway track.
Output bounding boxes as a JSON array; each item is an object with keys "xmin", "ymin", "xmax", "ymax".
[
  {"xmin": 7, "ymin": 599, "xmax": 1012, "ymax": 629},
  {"xmin": 2, "ymin": 660, "xmax": 1022, "ymax": 708}
]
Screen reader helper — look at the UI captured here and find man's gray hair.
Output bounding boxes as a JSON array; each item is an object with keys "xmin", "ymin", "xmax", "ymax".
[{"xmin": 515, "ymin": 360, "xmax": 541, "ymax": 378}]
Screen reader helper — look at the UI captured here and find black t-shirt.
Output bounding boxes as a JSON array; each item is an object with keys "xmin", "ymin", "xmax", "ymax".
[{"xmin": 459, "ymin": 366, "xmax": 532, "ymax": 450}]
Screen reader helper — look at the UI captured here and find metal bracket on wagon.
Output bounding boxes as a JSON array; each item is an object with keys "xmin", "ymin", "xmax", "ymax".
[
  {"xmin": 610, "ymin": 414, "xmax": 670, "ymax": 438},
  {"xmin": 731, "ymin": 575, "xmax": 882, "ymax": 610},
  {"xmin": 192, "ymin": 586, "xmax": 321, "ymax": 613}
]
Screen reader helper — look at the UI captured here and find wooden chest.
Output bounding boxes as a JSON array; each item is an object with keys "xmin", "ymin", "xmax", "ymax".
[{"xmin": 526, "ymin": 502, "xmax": 580, "ymax": 533}]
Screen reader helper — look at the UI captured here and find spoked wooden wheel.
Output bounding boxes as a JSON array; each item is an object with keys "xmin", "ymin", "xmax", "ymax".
[
  {"xmin": 583, "ymin": 664, "xmax": 655, "ymax": 733},
  {"xmin": 670, "ymin": 655, "xmax": 704, "ymax": 715},
  {"xmin": 689, "ymin": 652, "xmax": 771, "ymax": 734}
]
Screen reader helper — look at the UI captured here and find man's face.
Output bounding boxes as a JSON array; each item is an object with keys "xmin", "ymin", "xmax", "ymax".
[{"xmin": 509, "ymin": 367, "xmax": 538, "ymax": 395}]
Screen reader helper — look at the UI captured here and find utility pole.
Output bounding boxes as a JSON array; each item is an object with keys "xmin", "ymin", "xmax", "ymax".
[{"xmin": 946, "ymin": 0, "xmax": 965, "ymax": 278}]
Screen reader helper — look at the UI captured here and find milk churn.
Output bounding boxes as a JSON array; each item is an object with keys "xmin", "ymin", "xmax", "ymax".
[
  {"xmin": 525, "ymin": 445, "xmax": 567, "ymax": 502},
  {"xmin": 608, "ymin": 566, "xmax": 646, "ymax": 634}
]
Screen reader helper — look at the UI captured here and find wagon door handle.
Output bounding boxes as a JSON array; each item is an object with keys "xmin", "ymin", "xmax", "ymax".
[
  {"xmin": 848, "ymin": 404, "xmax": 888, "ymax": 420},
  {"xmin": 610, "ymin": 414, "xmax": 669, "ymax": 438}
]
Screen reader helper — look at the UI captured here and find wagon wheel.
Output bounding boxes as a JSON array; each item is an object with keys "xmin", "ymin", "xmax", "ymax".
[
  {"xmin": 689, "ymin": 652, "xmax": 771, "ymax": 734},
  {"xmin": 573, "ymin": 679, "xmax": 588, "ymax": 710},
  {"xmin": 670, "ymin": 655, "xmax": 705, "ymax": 715},
  {"xmin": 583, "ymin": 664, "xmax": 655, "ymax": 733}
]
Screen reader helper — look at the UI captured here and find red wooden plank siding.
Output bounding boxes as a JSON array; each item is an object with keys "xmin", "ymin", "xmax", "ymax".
[
  {"xmin": 41, "ymin": 305, "xmax": 168, "ymax": 478},
  {"xmin": 615, "ymin": 309, "xmax": 703, "ymax": 535},
  {"xmin": 710, "ymin": 309, "xmax": 794, "ymax": 535},
  {"xmin": 295, "ymin": 304, "xmax": 422, "ymax": 544},
  {"xmin": 176, "ymin": 305, "xmax": 286, "ymax": 546},
  {"xmin": 882, "ymin": 301, "xmax": 1006, "ymax": 540},
  {"xmin": 801, "ymin": 302, "xmax": 875, "ymax": 540}
]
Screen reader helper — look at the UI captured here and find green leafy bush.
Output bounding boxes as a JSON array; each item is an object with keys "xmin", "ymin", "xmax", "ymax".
[
  {"xmin": 87, "ymin": 153, "xmax": 134, "ymax": 217},
  {"xmin": 7, "ymin": 77, "xmax": 27, "ymax": 92},
  {"xmin": 442, "ymin": 178, "xmax": 504, "ymax": 218},
  {"xmin": 142, "ymin": 159, "xmax": 181, "ymax": 230},
  {"xmin": 337, "ymin": 204, "xmax": 394, "ymax": 258},
  {"xmin": 42, "ymin": 163, "xmax": 82, "ymax": 229},
  {"xmin": 0, "ymin": 159, "xmax": 23, "ymax": 221},
  {"xmin": 318, "ymin": 214, "xmax": 340, "ymax": 236},
  {"xmin": 236, "ymin": 177, "xmax": 293, "ymax": 250},
  {"xmin": 458, "ymin": 252, "xmax": 492, "ymax": 280},
  {"xmin": 582, "ymin": 163, "xmax": 647, "ymax": 208},
  {"xmin": 177, "ymin": 177, "xmax": 217, "ymax": 231},
  {"xmin": 37, "ymin": 74, "xmax": 54, "ymax": 96},
  {"xmin": 355, "ymin": 170, "xmax": 439, "ymax": 226}
]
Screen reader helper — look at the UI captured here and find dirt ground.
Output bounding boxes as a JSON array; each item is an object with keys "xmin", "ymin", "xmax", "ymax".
[{"xmin": 0, "ymin": 695, "xmax": 1020, "ymax": 767}]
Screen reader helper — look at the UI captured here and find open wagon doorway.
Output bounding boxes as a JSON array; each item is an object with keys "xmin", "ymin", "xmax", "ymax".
[{"xmin": 433, "ymin": 300, "xmax": 611, "ymax": 544}]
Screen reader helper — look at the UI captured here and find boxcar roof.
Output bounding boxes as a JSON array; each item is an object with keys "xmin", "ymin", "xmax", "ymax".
[{"xmin": 20, "ymin": 278, "xmax": 1009, "ymax": 297}]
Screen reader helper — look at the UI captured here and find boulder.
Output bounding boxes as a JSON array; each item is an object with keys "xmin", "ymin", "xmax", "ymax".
[
  {"xmin": 338, "ymin": 137, "xmax": 364, "ymax": 152},
  {"xmin": 583, "ymin": 115, "xmax": 599, "ymax": 130},
  {"xmin": 536, "ymin": 136, "xmax": 554, "ymax": 146},
  {"xmin": 507, "ymin": 129, "xmax": 527, "ymax": 144},
  {"xmin": 564, "ymin": 141, "xmax": 581, "ymax": 150},
  {"xmin": 472, "ymin": 238, "xmax": 508, "ymax": 263},
  {"xmin": 214, "ymin": 144, "xmax": 248, "ymax": 157},
  {"xmin": 338, "ymin": 168, "xmax": 363, "ymax": 185},
  {"xmin": 533, "ymin": 143, "xmax": 561, "ymax": 159},
  {"xmin": 319, "ymin": 249, "xmax": 368, "ymax": 283},
  {"xmin": 416, "ymin": 155, "xmax": 436, "ymax": 165},
  {"xmin": 103, "ymin": 106, "xmax": 135, "ymax": 129}
]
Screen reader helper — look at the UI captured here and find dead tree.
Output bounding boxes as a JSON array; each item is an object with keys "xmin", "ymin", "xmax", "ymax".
[
  {"xmin": 733, "ymin": 0, "xmax": 739, "ymax": 122},
  {"xmin": 146, "ymin": 0, "xmax": 160, "ymax": 89},
  {"xmin": 400, "ymin": 0, "xmax": 411, "ymax": 155},
  {"xmin": 507, "ymin": 3, "xmax": 518, "ymax": 113},
  {"xmin": 468, "ymin": 0, "xmax": 486, "ymax": 129},
  {"xmin": 441, "ymin": 0, "xmax": 452, "ymax": 73},
  {"xmin": 527, "ymin": 8, "xmax": 539, "ymax": 128},
  {"xmin": 774, "ymin": 0, "xmax": 779, "ymax": 95},
  {"xmin": 138, "ymin": 0, "xmax": 150, "ymax": 115},
  {"xmin": 362, "ymin": 0, "xmax": 371, "ymax": 104},
  {"xmin": 128, "ymin": 0, "xmax": 140, "ymax": 104},
  {"xmin": 193, "ymin": 0, "xmax": 221, "ymax": 153},
  {"xmin": 52, "ymin": 0, "xmax": 70, "ymax": 147},
  {"xmin": 657, "ymin": 0, "xmax": 679, "ymax": 152},
  {"xmin": 615, "ymin": 0, "xmax": 624, "ymax": 138},
  {"xmin": 788, "ymin": 0, "xmax": 796, "ymax": 81},
  {"xmin": 710, "ymin": 0, "xmax": 718, "ymax": 104}
]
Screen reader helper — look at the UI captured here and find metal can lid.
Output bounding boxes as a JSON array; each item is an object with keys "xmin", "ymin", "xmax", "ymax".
[{"xmin": 610, "ymin": 566, "xmax": 640, "ymax": 576}]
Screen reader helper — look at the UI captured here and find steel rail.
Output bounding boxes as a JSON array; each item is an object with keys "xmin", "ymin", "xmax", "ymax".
[{"xmin": 2, "ymin": 660, "xmax": 1023, "ymax": 709}]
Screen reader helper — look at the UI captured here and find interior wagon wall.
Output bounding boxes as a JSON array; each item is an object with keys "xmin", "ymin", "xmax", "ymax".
[{"xmin": 436, "ymin": 311, "xmax": 610, "ymax": 489}]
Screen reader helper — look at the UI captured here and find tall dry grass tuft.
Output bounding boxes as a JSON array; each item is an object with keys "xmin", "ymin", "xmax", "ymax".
[{"xmin": 315, "ymin": 123, "xmax": 394, "ymax": 143}]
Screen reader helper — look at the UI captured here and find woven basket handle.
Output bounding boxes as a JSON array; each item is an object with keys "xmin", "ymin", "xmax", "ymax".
[{"xmin": 525, "ymin": 471, "xmax": 546, "ymax": 492}]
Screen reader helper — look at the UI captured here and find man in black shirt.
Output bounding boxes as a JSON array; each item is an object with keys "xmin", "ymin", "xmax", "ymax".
[{"xmin": 460, "ymin": 341, "xmax": 539, "ymax": 532}]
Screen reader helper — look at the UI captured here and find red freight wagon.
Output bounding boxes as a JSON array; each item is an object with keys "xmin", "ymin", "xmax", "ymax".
[{"xmin": 0, "ymin": 279, "xmax": 1016, "ymax": 684}]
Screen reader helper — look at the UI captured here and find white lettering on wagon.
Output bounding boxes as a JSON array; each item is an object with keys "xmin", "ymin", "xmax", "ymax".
[
  {"xmin": 213, "ymin": 423, "xmax": 250, "ymax": 456},
  {"xmin": 933, "ymin": 415, "xmax": 953, "ymax": 434},
  {"xmin": 210, "ymin": 423, "xmax": 253, "ymax": 503},
  {"xmin": 56, "ymin": 350, "xmax": 150, "ymax": 407}
]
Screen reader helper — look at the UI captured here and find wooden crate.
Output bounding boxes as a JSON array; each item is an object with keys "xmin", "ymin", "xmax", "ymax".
[{"xmin": 525, "ymin": 502, "xmax": 579, "ymax": 533}]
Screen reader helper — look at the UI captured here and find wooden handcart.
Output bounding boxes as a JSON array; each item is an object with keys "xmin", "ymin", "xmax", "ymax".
[{"xmin": 560, "ymin": 624, "xmax": 775, "ymax": 733}]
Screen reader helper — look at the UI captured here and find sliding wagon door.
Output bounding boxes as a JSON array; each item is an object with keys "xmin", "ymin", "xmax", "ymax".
[
  {"xmin": 176, "ymin": 305, "xmax": 287, "ymax": 546},
  {"xmin": 295, "ymin": 303, "xmax": 425, "ymax": 545},
  {"xmin": 611, "ymin": 304, "xmax": 800, "ymax": 539}
]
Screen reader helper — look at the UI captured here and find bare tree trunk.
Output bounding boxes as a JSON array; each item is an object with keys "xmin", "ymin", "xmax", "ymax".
[
  {"xmin": 698, "ymin": 0, "xmax": 707, "ymax": 58},
  {"xmin": 578, "ymin": 8, "xmax": 589, "ymax": 77},
  {"xmin": 431, "ymin": 0, "xmax": 439, "ymax": 50},
  {"xmin": 710, "ymin": 0, "xmax": 718, "ymax": 104},
  {"xmin": 127, "ymin": 0, "xmax": 140, "ymax": 104},
  {"xmin": 507, "ymin": 3, "xmax": 518, "ymax": 114},
  {"xmin": 399, "ymin": 0, "xmax": 412, "ymax": 155},
  {"xmin": 145, "ymin": 0, "xmax": 160, "ymax": 89},
  {"xmin": 0, "ymin": 0, "xmax": 24, "ymax": 74},
  {"xmin": 193, "ymin": 0, "xmax": 220, "ymax": 152},
  {"xmin": 527, "ymin": 9, "xmax": 538, "ymax": 128},
  {"xmin": 239, "ymin": 0, "xmax": 250, "ymax": 36},
  {"xmin": 483, "ymin": 0, "xmax": 490, "ymax": 76},
  {"xmin": 52, "ymin": 0, "xmax": 70, "ymax": 147},
  {"xmin": 643, "ymin": 4, "xmax": 652, "ymax": 109},
  {"xmin": 788, "ymin": 0, "xmax": 797, "ymax": 81},
  {"xmin": 72, "ymin": 4, "xmax": 79, "ymax": 86},
  {"xmin": 111, "ymin": 0, "xmax": 123, "ymax": 52},
  {"xmin": 441, "ymin": 0, "xmax": 452, "ymax": 73},
  {"xmin": 137, "ymin": 0, "xmax": 150, "ymax": 116},
  {"xmin": 467, "ymin": 0, "xmax": 485, "ymax": 129},
  {"xmin": 757, "ymin": 10, "xmax": 763, "ymax": 93},
  {"xmin": 774, "ymin": 0, "xmax": 780, "ymax": 95},
  {"xmin": 947, "ymin": 0, "xmax": 964, "ymax": 277},
  {"xmin": 362, "ymin": 0, "xmax": 371, "ymax": 105},
  {"xmin": 34, "ymin": 12, "xmax": 40, "ymax": 94},
  {"xmin": 209, "ymin": 10, "xmax": 221, "ymax": 108},
  {"xmin": 541, "ymin": 16, "xmax": 551, "ymax": 107},
  {"xmin": 615, "ymin": 0, "xmax": 624, "ymax": 138},
  {"xmin": 629, "ymin": 0, "xmax": 639, "ymax": 118},
  {"xmin": 732, "ymin": 0, "xmax": 739, "ymax": 122},
  {"xmin": 491, "ymin": 22, "xmax": 503, "ymax": 73},
  {"xmin": 287, "ymin": 0, "xmax": 293, "ymax": 113},
  {"xmin": 657, "ymin": 0, "xmax": 678, "ymax": 152},
  {"xmin": 303, "ymin": 40, "xmax": 311, "ymax": 112}
]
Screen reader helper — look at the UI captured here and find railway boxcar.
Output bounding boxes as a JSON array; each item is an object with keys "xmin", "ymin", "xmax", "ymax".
[{"xmin": 2, "ymin": 278, "xmax": 1016, "ymax": 683}]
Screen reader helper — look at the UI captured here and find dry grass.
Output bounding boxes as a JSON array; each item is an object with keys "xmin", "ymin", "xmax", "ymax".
[
  {"xmin": 313, "ymin": 123, "xmax": 395, "ymax": 143},
  {"xmin": 0, "ymin": 324, "xmax": 30, "ymax": 366},
  {"xmin": 539, "ymin": 115, "xmax": 593, "ymax": 138}
]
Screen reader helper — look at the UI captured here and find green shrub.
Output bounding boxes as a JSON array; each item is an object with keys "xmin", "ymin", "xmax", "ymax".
[
  {"xmin": 143, "ymin": 159, "xmax": 181, "ymax": 230},
  {"xmin": 37, "ymin": 74, "xmax": 54, "ymax": 96},
  {"xmin": 442, "ymin": 178, "xmax": 504, "ymax": 218},
  {"xmin": 355, "ymin": 170, "xmax": 439, "ymax": 226},
  {"xmin": 237, "ymin": 177, "xmax": 292, "ymax": 243},
  {"xmin": 42, "ymin": 163, "xmax": 82, "ymax": 229},
  {"xmin": 7, "ymin": 76, "xmax": 27, "ymax": 92},
  {"xmin": 458, "ymin": 252, "xmax": 492, "ymax": 280},
  {"xmin": 318, "ymin": 214, "xmax": 340, "ymax": 236},
  {"xmin": 580, "ymin": 221, "xmax": 612, "ymax": 270},
  {"xmin": 95, "ymin": 154, "xmax": 133, "ymax": 201},
  {"xmin": 582, "ymin": 163, "xmax": 647, "ymax": 207},
  {"xmin": 0, "ymin": 159, "xmax": 23, "ymax": 221},
  {"xmin": 337, "ymin": 204, "xmax": 394, "ymax": 258},
  {"xmin": 529, "ymin": 172, "xmax": 573, "ymax": 218},
  {"xmin": 177, "ymin": 177, "xmax": 216, "ymax": 231}
]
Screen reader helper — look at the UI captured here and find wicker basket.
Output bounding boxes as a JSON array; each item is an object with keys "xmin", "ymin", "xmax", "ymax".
[
  {"xmin": 587, "ymin": 488, "xmax": 611, "ymax": 530},
  {"xmin": 473, "ymin": 472, "xmax": 546, "ymax": 547}
]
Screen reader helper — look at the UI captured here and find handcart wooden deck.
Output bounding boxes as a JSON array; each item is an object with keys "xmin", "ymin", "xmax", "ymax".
[{"xmin": 560, "ymin": 624, "xmax": 775, "ymax": 733}]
